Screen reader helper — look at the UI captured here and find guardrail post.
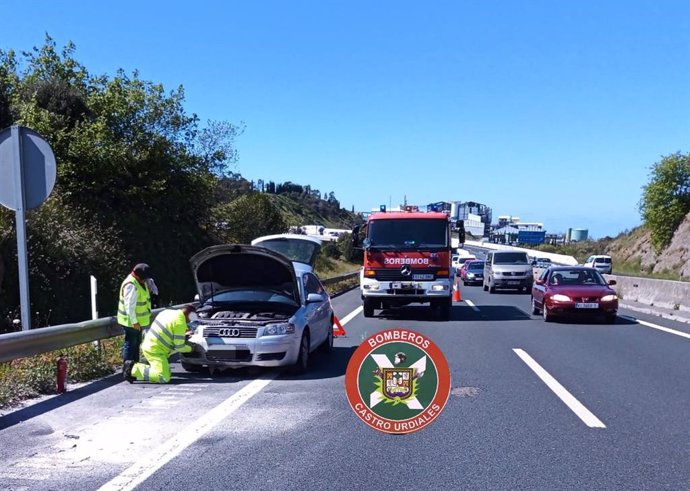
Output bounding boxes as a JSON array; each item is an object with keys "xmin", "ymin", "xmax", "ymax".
[{"xmin": 90, "ymin": 275, "xmax": 100, "ymax": 350}]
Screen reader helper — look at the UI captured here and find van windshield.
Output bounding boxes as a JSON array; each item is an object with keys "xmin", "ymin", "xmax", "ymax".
[{"xmin": 494, "ymin": 253, "xmax": 529, "ymax": 265}]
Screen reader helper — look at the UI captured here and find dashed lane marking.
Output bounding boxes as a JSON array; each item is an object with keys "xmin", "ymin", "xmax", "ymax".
[
  {"xmin": 619, "ymin": 315, "xmax": 690, "ymax": 340},
  {"xmin": 513, "ymin": 348, "xmax": 606, "ymax": 429},
  {"xmin": 464, "ymin": 299, "xmax": 480, "ymax": 312}
]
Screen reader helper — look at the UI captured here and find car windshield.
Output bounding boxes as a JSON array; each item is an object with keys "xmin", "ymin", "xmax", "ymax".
[
  {"xmin": 493, "ymin": 252, "xmax": 529, "ymax": 265},
  {"xmin": 368, "ymin": 219, "xmax": 448, "ymax": 249},
  {"xmin": 467, "ymin": 262, "xmax": 484, "ymax": 270},
  {"xmin": 550, "ymin": 269, "xmax": 606, "ymax": 286},
  {"xmin": 595, "ymin": 258, "xmax": 612, "ymax": 264}
]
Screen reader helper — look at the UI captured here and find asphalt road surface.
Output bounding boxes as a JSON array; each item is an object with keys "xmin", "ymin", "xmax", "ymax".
[{"xmin": 2, "ymin": 283, "xmax": 690, "ymax": 490}]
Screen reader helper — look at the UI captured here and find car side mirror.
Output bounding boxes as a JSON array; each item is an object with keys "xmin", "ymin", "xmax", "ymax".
[
  {"xmin": 535, "ymin": 279, "xmax": 545, "ymax": 285},
  {"xmin": 608, "ymin": 279, "xmax": 617, "ymax": 286},
  {"xmin": 306, "ymin": 293, "xmax": 327, "ymax": 304}
]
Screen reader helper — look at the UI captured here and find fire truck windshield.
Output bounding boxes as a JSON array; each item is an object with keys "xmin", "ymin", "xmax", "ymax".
[{"xmin": 368, "ymin": 219, "xmax": 448, "ymax": 249}]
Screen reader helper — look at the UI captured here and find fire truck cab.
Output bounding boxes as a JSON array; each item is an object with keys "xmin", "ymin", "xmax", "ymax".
[{"xmin": 353, "ymin": 210, "xmax": 455, "ymax": 320}]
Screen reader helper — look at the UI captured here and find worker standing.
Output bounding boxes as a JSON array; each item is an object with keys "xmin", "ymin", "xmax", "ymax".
[
  {"xmin": 117, "ymin": 263, "xmax": 153, "ymax": 373},
  {"xmin": 124, "ymin": 305, "xmax": 195, "ymax": 384}
]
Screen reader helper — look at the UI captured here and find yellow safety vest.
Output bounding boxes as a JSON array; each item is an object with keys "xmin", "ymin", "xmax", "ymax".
[
  {"xmin": 117, "ymin": 274, "xmax": 151, "ymax": 327},
  {"xmin": 142, "ymin": 309, "xmax": 192, "ymax": 355}
]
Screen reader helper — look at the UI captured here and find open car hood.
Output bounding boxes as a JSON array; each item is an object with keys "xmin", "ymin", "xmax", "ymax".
[
  {"xmin": 250, "ymin": 234, "xmax": 322, "ymax": 269},
  {"xmin": 190, "ymin": 244, "xmax": 299, "ymax": 304}
]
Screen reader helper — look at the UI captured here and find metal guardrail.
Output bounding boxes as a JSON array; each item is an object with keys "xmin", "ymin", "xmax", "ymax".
[
  {"xmin": 0, "ymin": 271, "xmax": 361, "ymax": 364},
  {"xmin": 0, "ymin": 307, "xmax": 170, "ymax": 364},
  {"xmin": 321, "ymin": 270, "xmax": 359, "ymax": 286}
]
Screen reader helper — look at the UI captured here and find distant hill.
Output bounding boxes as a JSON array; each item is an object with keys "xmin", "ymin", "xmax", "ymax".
[
  {"xmin": 267, "ymin": 192, "xmax": 362, "ymax": 230},
  {"xmin": 606, "ymin": 211, "xmax": 690, "ymax": 280}
]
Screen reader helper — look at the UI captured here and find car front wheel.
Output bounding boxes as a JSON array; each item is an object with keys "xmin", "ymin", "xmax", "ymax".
[
  {"xmin": 181, "ymin": 361, "xmax": 206, "ymax": 373},
  {"xmin": 320, "ymin": 320, "xmax": 334, "ymax": 352},
  {"xmin": 543, "ymin": 303, "xmax": 553, "ymax": 322},
  {"xmin": 292, "ymin": 331, "xmax": 310, "ymax": 374},
  {"xmin": 531, "ymin": 296, "xmax": 541, "ymax": 315}
]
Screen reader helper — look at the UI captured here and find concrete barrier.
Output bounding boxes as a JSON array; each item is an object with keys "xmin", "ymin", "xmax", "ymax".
[{"xmin": 606, "ymin": 274, "xmax": 690, "ymax": 313}]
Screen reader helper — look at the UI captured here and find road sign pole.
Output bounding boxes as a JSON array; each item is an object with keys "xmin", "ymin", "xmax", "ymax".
[{"xmin": 12, "ymin": 126, "xmax": 31, "ymax": 331}]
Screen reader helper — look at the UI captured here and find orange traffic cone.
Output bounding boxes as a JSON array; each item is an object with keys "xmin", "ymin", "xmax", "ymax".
[
  {"xmin": 333, "ymin": 316, "xmax": 347, "ymax": 337},
  {"xmin": 453, "ymin": 286, "xmax": 461, "ymax": 302}
]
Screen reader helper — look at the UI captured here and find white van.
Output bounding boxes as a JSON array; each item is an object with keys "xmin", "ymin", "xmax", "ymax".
[
  {"xmin": 584, "ymin": 255, "xmax": 613, "ymax": 274},
  {"xmin": 483, "ymin": 250, "xmax": 533, "ymax": 293}
]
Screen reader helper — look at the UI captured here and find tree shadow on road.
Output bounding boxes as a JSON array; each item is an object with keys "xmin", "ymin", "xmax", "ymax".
[{"xmin": 0, "ymin": 373, "xmax": 122, "ymax": 431}]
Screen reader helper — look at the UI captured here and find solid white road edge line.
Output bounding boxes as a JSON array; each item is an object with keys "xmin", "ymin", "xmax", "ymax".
[
  {"xmin": 619, "ymin": 315, "xmax": 690, "ymax": 340},
  {"xmin": 464, "ymin": 299, "xmax": 480, "ymax": 312},
  {"xmin": 97, "ymin": 374, "xmax": 278, "ymax": 491},
  {"xmin": 340, "ymin": 305, "xmax": 363, "ymax": 325},
  {"xmin": 99, "ymin": 304, "xmax": 364, "ymax": 491},
  {"xmin": 513, "ymin": 348, "xmax": 606, "ymax": 429}
]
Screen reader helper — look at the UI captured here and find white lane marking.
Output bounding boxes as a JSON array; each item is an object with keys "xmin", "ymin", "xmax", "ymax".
[
  {"xmin": 98, "ymin": 374, "xmax": 278, "ymax": 491},
  {"xmin": 340, "ymin": 305, "xmax": 363, "ymax": 325},
  {"xmin": 619, "ymin": 315, "xmax": 690, "ymax": 340},
  {"xmin": 464, "ymin": 299, "xmax": 480, "ymax": 312},
  {"xmin": 513, "ymin": 348, "xmax": 606, "ymax": 429}
]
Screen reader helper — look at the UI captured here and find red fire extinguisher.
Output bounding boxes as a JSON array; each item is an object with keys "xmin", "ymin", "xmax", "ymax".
[{"xmin": 56, "ymin": 355, "xmax": 68, "ymax": 394}]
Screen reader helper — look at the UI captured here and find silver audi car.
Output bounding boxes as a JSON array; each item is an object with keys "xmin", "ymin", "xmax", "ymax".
[{"xmin": 181, "ymin": 236, "xmax": 333, "ymax": 373}]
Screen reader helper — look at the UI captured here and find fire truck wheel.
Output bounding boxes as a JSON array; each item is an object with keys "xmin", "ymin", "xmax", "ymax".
[
  {"xmin": 431, "ymin": 299, "xmax": 450, "ymax": 321},
  {"xmin": 363, "ymin": 299, "xmax": 375, "ymax": 318}
]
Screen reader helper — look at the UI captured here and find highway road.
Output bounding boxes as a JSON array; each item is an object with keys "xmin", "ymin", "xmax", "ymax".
[{"xmin": 2, "ymin": 278, "xmax": 690, "ymax": 490}]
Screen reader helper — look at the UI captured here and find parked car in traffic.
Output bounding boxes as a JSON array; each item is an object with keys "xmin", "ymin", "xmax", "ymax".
[
  {"xmin": 583, "ymin": 255, "xmax": 613, "ymax": 274},
  {"xmin": 452, "ymin": 254, "xmax": 477, "ymax": 273},
  {"xmin": 181, "ymin": 238, "xmax": 333, "ymax": 374},
  {"xmin": 460, "ymin": 260, "xmax": 485, "ymax": 286},
  {"xmin": 531, "ymin": 257, "xmax": 552, "ymax": 267},
  {"xmin": 483, "ymin": 251, "xmax": 533, "ymax": 293},
  {"xmin": 531, "ymin": 266, "xmax": 618, "ymax": 323}
]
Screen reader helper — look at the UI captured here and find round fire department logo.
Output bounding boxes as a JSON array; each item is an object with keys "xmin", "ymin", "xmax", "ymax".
[{"xmin": 345, "ymin": 328, "xmax": 451, "ymax": 434}]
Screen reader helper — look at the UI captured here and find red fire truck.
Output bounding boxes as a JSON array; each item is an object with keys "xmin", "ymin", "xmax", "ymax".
[{"xmin": 353, "ymin": 209, "xmax": 459, "ymax": 320}]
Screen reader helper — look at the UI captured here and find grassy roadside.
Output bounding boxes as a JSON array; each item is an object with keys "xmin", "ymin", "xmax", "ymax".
[
  {"xmin": 0, "ymin": 261, "xmax": 362, "ymax": 410},
  {"xmin": 0, "ymin": 338, "xmax": 123, "ymax": 409}
]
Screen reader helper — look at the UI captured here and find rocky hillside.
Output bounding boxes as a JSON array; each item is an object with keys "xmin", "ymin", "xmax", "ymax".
[
  {"xmin": 267, "ymin": 193, "xmax": 362, "ymax": 230},
  {"xmin": 607, "ymin": 212, "xmax": 690, "ymax": 280}
]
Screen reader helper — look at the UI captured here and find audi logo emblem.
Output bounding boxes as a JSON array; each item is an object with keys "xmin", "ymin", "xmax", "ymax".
[{"xmin": 218, "ymin": 328, "xmax": 241, "ymax": 337}]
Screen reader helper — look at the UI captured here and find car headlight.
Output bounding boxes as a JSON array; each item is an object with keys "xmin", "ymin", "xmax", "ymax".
[
  {"xmin": 466, "ymin": 273, "xmax": 475, "ymax": 278},
  {"xmin": 551, "ymin": 294, "xmax": 571, "ymax": 302},
  {"xmin": 600, "ymin": 294, "xmax": 618, "ymax": 302},
  {"xmin": 261, "ymin": 323, "xmax": 296, "ymax": 336}
]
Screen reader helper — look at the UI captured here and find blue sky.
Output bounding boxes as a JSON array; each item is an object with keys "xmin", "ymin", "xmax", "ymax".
[{"xmin": 3, "ymin": 1, "xmax": 689, "ymax": 238}]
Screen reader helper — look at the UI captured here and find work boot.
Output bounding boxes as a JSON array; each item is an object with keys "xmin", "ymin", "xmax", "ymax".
[{"xmin": 122, "ymin": 361, "xmax": 134, "ymax": 384}]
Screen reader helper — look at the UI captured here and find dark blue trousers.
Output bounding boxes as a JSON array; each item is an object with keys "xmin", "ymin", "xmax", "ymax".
[{"xmin": 122, "ymin": 325, "xmax": 142, "ymax": 362}]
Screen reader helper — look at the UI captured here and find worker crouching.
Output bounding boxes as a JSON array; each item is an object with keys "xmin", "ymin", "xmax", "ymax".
[{"xmin": 124, "ymin": 304, "xmax": 196, "ymax": 384}]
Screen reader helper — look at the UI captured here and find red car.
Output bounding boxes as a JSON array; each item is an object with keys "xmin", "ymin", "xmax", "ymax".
[
  {"xmin": 459, "ymin": 260, "xmax": 485, "ymax": 286},
  {"xmin": 531, "ymin": 266, "xmax": 618, "ymax": 323}
]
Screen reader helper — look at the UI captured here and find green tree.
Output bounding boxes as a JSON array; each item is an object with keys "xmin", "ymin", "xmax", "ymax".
[
  {"xmin": 212, "ymin": 193, "xmax": 287, "ymax": 244},
  {"xmin": 639, "ymin": 152, "xmax": 690, "ymax": 252},
  {"xmin": 0, "ymin": 36, "xmax": 243, "ymax": 324}
]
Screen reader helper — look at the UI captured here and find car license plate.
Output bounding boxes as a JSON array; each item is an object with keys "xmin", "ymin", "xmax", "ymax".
[
  {"xmin": 412, "ymin": 274, "xmax": 433, "ymax": 280},
  {"xmin": 507, "ymin": 281, "xmax": 520, "ymax": 285},
  {"xmin": 575, "ymin": 303, "xmax": 598, "ymax": 309}
]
